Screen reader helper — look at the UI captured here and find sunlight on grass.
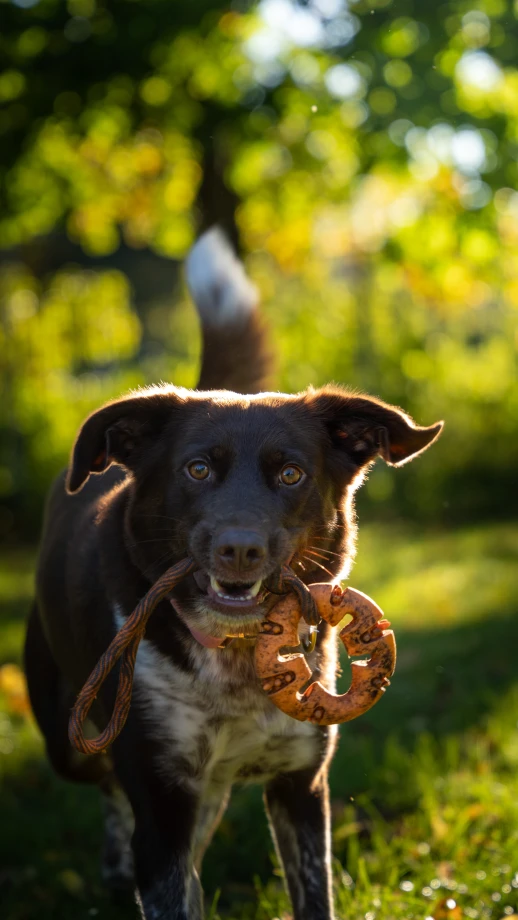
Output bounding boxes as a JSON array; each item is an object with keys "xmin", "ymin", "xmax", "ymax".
[
  {"xmin": 1, "ymin": 522, "xmax": 518, "ymax": 919},
  {"xmin": 353, "ymin": 522, "xmax": 518, "ymax": 628}
]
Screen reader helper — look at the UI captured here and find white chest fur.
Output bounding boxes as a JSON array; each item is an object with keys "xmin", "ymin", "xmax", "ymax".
[{"xmin": 127, "ymin": 626, "xmax": 326, "ymax": 798}]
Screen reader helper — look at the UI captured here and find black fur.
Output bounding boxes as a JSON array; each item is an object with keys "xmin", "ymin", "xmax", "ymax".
[{"xmin": 24, "ymin": 232, "xmax": 443, "ymax": 920}]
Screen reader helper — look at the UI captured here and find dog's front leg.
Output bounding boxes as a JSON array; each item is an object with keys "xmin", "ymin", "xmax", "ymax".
[
  {"xmin": 120, "ymin": 764, "xmax": 203, "ymax": 920},
  {"xmin": 265, "ymin": 766, "xmax": 335, "ymax": 920},
  {"xmin": 135, "ymin": 849, "xmax": 202, "ymax": 920}
]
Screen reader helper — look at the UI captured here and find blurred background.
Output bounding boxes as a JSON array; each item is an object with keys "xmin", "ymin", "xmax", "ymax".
[{"xmin": 1, "ymin": 0, "xmax": 517, "ymax": 918}]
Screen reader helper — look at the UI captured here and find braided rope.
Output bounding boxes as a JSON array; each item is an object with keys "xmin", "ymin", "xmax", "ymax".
[
  {"xmin": 68, "ymin": 557, "xmax": 195, "ymax": 755},
  {"xmin": 266, "ymin": 566, "xmax": 320, "ymax": 626},
  {"xmin": 68, "ymin": 560, "xmax": 319, "ymax": 755}
]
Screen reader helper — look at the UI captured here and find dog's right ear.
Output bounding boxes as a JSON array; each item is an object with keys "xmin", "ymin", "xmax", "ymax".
[{"xmin": 66, "ymin": 388, "xmax": 182, "ymax": 494}]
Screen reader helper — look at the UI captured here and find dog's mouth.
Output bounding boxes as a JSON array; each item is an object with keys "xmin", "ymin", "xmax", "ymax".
[
  {"xmin": 208, "ymin": 575, "xmax": 265, "ymax": 606},
  {"xmin": 191, "ymin": 569, "xmax": 269, "ymax": 611}
]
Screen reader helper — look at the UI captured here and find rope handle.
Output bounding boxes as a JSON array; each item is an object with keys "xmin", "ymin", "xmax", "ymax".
[
  {"xmin": 68, "ymin": 557, "xmax": 195, "ymax": 755},
  {"xmin": 268, "ymin": 566, "xmax": 320, "ymax": 626},
  {"xmin": 68, "ymin": 560, "xmax": 319, "ymax": 755}
]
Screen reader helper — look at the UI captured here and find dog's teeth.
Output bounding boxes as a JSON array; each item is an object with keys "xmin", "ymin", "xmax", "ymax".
[
  {"xmin": 210, "ymin": 576, "xmax": 225, "ymax": 596},
  {"xmin": 248, "ymin": 579, "xmax": 263, "ymax": 598},
  {"xmin": 210, "ymin": 575, "xmax": 263, "ymax": 602}
]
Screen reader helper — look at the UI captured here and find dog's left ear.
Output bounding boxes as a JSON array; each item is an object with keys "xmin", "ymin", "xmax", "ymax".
[
  {"xmin": 66, "ymin": 388, "xmax": 183, "ymax": 493},
  {"xmin": 308, "ymin": 388, "xmax": 443, "ymax": 468}
]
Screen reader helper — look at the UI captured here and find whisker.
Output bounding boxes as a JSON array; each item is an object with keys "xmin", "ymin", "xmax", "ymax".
[
  {"xmin": 310, "ymin": 535, "xmax": 343, "ymax": 543},
  {"xmin": 152, "ymin": 548, "xmax": 177, "ymax": 569},
  {"xmin": 304, "ymin": 548, "xmax": 333, "ymax": 562},
  {"xmin": 307, "ymin": 545, "xmax": 345, "ymax": 559},
  {"xmin": 312, "ymin": 521, "xmax": 345, "ymax": 530},
  {"xmin": 291, "ymin": 552, "xmax": 304, "ymax": 567},
  {"xmin": 310, "ymin": 531, "xmax": 345, "ymax": 540},
  {"xmin": 309, "ymin": 533, "xmax": 345, "ymax": 544},
  {"xmin": 290, "ymin": 554, "xmax": 307, "ymax": 572},
  {"xmin": 301, "ymin": 555, "xmax": 335, "ymax": 580}
]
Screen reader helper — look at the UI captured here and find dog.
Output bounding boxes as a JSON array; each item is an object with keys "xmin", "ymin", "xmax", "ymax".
[{"xmin": 24, "ymin": 228, "xmax": 443, "ymax": 920}]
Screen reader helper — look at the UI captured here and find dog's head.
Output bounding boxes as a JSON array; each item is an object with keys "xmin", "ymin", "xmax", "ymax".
[{"xmin": 67, "ymin": 385, "xmax": 442, "ymax": 634}]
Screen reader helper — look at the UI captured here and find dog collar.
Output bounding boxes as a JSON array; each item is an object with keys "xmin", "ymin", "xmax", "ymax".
[{"xmin": 187, "ymin": 623, "xmax": 257, "ymax": 649}]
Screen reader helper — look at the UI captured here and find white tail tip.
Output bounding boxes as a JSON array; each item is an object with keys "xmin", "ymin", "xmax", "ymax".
[{"xmin": 185, "ymin": 227, "xmax": 258, "ymax": 328}]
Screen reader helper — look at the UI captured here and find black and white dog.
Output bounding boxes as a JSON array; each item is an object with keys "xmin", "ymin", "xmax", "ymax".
[{"xmin": 25, "ymin": 230, "xmax": 443, "ymax": 920}]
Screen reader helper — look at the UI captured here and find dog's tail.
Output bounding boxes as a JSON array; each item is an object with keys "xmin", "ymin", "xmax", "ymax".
[{"xmin": 186, "ymin": 228, "xmax": 272, "ymax": 394}]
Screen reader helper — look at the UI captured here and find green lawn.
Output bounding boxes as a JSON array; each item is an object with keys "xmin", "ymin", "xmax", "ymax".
[{"xmin": 1, "ymin": 522, "xmax": 518, "ymax": 920}]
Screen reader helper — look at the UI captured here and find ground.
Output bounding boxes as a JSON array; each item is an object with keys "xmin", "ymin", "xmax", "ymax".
[{"xmin": 1, "ymin": 520, "xmax": 518, "ymax": 920}]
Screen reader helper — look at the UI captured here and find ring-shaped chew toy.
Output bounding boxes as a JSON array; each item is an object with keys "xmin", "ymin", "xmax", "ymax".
[
  {"xmin": 254, "ymin": 583, "xmax": 396, "ymax": 725},
  {"xmin": 69, "ymin": 564, "xmax": 396, "ymax": 755}
]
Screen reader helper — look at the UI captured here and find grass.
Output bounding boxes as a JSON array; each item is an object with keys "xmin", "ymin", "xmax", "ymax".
[{"xmin": 1, "ymin": 521, "xmax": 518, "ymax": 920}]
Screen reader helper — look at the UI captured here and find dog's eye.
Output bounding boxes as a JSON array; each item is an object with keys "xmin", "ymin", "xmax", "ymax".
[
  {"xmin": 279, "ymin": 465, "xmax": 304, "ymax": 486},
  {"xmin": 186, "ymin": 460, "xmax": 211, "ymax": 481}
]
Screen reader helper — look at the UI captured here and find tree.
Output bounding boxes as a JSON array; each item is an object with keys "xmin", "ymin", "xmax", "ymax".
[{"xmin": 1, "ymin": 0, "xmax": 517, "ymax": 536}]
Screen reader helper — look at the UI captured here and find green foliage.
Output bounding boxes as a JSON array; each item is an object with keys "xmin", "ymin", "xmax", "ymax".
[
  {"xmin": 0, "ymin": 263, "xmax": 142, "ymax": 531},
  {"xmin": 1, "ymin": 0, "xmax": 518, "ymax": 535},
  {"xmin": 2, "ymin": 523, "xmax": 518, "ymax": 918}
]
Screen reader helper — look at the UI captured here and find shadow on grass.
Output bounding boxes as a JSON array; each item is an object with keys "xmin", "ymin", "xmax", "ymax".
[{"xmin": 0, "ymin": 755, "xmax": 138, "ymax": 920}]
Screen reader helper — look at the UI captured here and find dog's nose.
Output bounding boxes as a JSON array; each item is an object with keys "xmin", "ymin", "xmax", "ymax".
[{"xmin": 214, "ymin": 529, "xmax": 267, "ymax": 574}]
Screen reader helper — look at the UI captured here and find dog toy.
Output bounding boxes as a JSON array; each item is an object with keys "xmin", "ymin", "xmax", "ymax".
[
  {"xmin": 68, "ymin": 560, "xmax": 396, "ymax": 754},
  {"xmin": 254, "ymin": 582, "xmax": 396, "ymax": 725}
]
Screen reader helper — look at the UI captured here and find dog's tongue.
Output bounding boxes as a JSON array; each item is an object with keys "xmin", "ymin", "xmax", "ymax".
[
  {"xmin": 169, "ymin": 595, "xmax": 226, "ymax": 648},
  {"xmin": 187, "ymin": 624, "xmax": 225, "ymax": 648}
]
